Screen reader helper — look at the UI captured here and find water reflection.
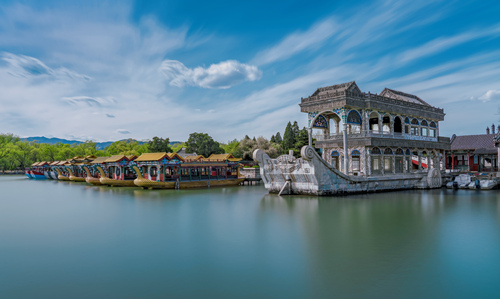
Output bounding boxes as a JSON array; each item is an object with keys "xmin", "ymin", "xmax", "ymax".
[{"xmin": 258, "ymin": 190, "xmax": 500, "ymax": 298}]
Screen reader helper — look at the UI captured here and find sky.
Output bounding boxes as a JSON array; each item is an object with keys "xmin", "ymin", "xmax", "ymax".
[{"xmin": 1, "ymin": 0, "xmax": 500, "ymax": 143}]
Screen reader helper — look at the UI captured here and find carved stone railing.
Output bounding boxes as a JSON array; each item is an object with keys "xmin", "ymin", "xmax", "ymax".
[{"xmin": 313, "ymin": 131, "xmax": 439, "ymax": 142}]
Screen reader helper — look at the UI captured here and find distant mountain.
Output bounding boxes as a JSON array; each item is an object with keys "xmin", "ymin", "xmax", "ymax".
[{"xmin": 23, "ymin": 136, "xmax": 181, "ymax": 150}]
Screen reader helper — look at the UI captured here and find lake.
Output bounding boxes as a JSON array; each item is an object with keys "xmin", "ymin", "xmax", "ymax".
[{"xmin": 1, "ymin": 176, "xmax": 500, "ymax": 298}]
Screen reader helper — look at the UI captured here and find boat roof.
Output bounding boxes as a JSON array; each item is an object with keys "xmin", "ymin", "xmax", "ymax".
[
  {"xmin": 167, "ymin": 153, "xmax": 185, "ymax": 162},
  {"xmin": 134, "ymin": 152, "xmax": 169, "ymax": 162},
  {"xmin": 205, "ymin": 153, "xmax": 241, "ymax": 162},
  {"xmin": 106, "ymin": 155, "xmax": 129, "ymax": 163},
  {"xmin": 90, "ymin": 157, "xmax": 110, "ymax": 164},
  {"xmin": 184, "ymin": 155, "xmax": 205, "ymax": 161}
]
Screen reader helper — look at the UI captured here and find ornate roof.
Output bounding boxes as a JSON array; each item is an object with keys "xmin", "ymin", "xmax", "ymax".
[
  {"xmin": 167, "ymin": 153, "xmax": 185, "ymax": 162},
  {"xmin": 105, "ymin": 155, "xmax": 128, "ymax": 163},
  {"xmin": 90, "ymin": 157, "xmax": 110, "ymax": 164},
  {"xmin": 184, "ymin": 155, "xmax": 205, "ymax": 161},
  {"xmin": 205, "ymin": 153, "xmax": 241, "ymax": 162},
  {"xmin": 134, "ymin": 152, "xmax": 169, "ymax": 162},
  {"xmin": 451, "ymin": 134, "xmax": 497, "ymax": 151},
  {"xmin": 310, "ymin": 81, "xmax": 361, "ymax": 97},
  {"xmin": 379, "ymin": 88, "xmax": 431, "ymax": 106}
]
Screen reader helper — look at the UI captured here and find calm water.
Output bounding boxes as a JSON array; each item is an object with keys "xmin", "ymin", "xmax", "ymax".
[{"xmin": 1, "ymin": 176, "xmax": 500, "ymax": 298}]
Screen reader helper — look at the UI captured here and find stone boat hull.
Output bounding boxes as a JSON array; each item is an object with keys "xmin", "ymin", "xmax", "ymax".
[{"xmin": 253, "ymin": 146, "xmax": 443, "ymax": 196}]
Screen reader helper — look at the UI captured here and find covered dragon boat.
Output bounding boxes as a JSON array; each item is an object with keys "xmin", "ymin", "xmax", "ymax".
[
  {"xmin": 84, "ymin": 156, "xmax": 109, "ymax": 185},
  {"xmin": 95, "ymin": 155, "xmax": 138, "ymax": 187},
  {"xmin": 132, "ymin": 152, "xmax": 244, "ymax": 189}
]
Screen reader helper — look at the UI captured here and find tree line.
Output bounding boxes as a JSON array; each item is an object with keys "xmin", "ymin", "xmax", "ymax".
[{"xmin": 0, "ymin": 121, "xmax": 309, "ymax": 171}]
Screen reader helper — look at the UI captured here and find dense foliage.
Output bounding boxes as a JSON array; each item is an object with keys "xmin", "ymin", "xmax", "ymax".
[
  {"xmin": 185, "ymin": 132, "xmax": 224, "ymax": 157},
  {"xmin": 1, "ymin": 121, "xmax": 310, "ymax": 171}
]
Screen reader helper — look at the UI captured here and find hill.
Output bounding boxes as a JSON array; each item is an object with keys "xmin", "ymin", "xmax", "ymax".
[{"xmin": 23, "ymin": 136, "xmax": 181, "ymax": 150}]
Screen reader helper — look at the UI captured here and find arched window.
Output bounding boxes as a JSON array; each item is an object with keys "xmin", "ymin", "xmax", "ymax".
[
  {"xmin": 384, "ymin": 148, "xmax": 393, "ymax": 155},
  {"xmin": 371, "ymin": 147, "xmax": 381, "ymax": 155},
  {"xmin": 404, "ymin": 117, "xmax": 410, "ymax": 124},
  {"xmin": 405, "ymin": 149, "xmax": 411, "ymax": 155},
  {"xmin": 369, "ymin": 112, "xmax": 380, "ymax": 131},
  {"xmin": 351, "ymin": 150, "xmax": 361, "ymax": 172},
  {"xmin": 331, "ymin": 151, "xmax": 339, "ymax": 169},
  {"xmin": 347, "ymin": 110, "xmax": 362, "ymax": 124},
  {"xmin": 421, "ymin": 120, "xmax": 428, "ymax": 126},
  {"xmin": 394, "ymin": 116, "xmax": 402, "ymax": 133},
  {"xmin": 395, "ymin": 148, "xmax": 404, "ymax": 155},
  {"xmin": 382, "ymin": 115, "xmax": 391, "ymax": 133},
  {"xmin": 411, "ymin": 118, "xmax": 419, "ymax": 125},
  {"xmin": 313, "ymin": 115, "xmax": 328, "ymax": 128},
  {"xmin": 410, "ymin": 119, "xmax": 419, "ymax": 135},
  {"xmin": 430, "ymin": 122, "xmax": 437, "ymax": 128}
]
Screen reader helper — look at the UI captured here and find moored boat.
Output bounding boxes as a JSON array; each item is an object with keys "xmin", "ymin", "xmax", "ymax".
[
  {"xmin": 132, "ymin": 152, "xmax": 243, "ymax": 189},
  {"xmin": 96, "ymin": 155, "xmax": 137, "ymax": 187}
]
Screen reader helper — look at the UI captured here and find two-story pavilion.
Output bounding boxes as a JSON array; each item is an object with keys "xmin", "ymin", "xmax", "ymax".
[{"xmin": 299, "ymin": 81, "xmax": 450, "ymax": 176}]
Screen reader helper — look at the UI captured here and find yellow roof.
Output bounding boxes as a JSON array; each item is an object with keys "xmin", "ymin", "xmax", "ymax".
[
  {"xmin": 228, "ymin": 158, "xmax": 242, "ymax": 162},
  {"xmin": 85, "ymin": 155, "xmax": 97, "ymax": 161},
  {"xmin": 134, "ymin": 152, "xmax": 168, "ymax": 162},
  {"xmin": 31, "ymin": 162, "xmax": 40, "ymax": 166},
  {"xmin": 90, "ymin": 157, "xmax": 110, "ymax": 164},
  {"xmin": 126, "ymin": 155, "xmax": 137, "ymax": 161},
  {"xmin": 184, "ymin": 155, "xmax": 205, "ymax": 161},
  {"xmin": 167, "ymin": 153, "xmax": 185, "ymax": 162},
  {"xmin": 105, "ymin": 155, "xmax": 128, "ymax": 163},
  {"xmin": 49, "ymin": 161, "xmax": 59, "ymax": 166},
  {"xmin": 206, "ymin": 153, "xmax": 236, "ymax": 162}
]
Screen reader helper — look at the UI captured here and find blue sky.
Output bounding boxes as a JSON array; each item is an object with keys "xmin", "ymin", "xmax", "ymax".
[{"xmin": 1, "ymin": 0, "xmax": 499, "ymax": 142}]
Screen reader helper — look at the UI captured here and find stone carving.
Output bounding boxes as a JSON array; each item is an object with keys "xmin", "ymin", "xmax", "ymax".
[{"xmin": 253, "ymin": 145, "xmax": 443, "ymax": 196}]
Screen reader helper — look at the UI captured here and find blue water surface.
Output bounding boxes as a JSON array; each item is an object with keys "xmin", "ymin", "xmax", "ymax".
[{"xmin": 1, "ymin": 176, "xmax": 500, "ymax": 298}]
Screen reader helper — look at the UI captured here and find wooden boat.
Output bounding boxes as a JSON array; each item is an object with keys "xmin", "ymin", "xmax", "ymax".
[
  {"xmin": 55, "ymin": 168, "xmax": 70, "ymax": 181},
  {"xmin": 95, "ymin": 155, "xmax": 137, "ymax": 187},
  {"xmin": 132, "ymin": 152, "xmax": 244, "ymax": 189},
  {"xmin": 84, "ymin": 157, "xmax": 109, "ymax": 185}
]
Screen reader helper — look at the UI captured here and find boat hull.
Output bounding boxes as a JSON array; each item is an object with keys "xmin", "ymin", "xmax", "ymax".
[
  {"xmin": 86, "ymin": 177, "xmax": 103, "ymax": 185},
  {"xmin": 69, "ymin": 175, "xmax": 86, "ymax": 182},
  {"xmin": 100, "ymin": 177, "xmax": 136, "ymax": 187},
  {"xmin": 133, "ymin": 178, "xmax": 244, "ymax": 189},
  {"xmin": 30, "ymin": 170, "xmax": 47, "ymax": 179}
]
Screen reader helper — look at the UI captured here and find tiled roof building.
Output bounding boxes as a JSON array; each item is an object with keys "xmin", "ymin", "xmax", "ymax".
[{"xmin": 445, "ymin": 125, "xmax": 498, "ymax": 172}]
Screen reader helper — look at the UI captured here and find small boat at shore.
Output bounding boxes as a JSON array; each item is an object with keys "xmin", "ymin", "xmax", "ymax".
[{"xmin": 446, "ymin": 174, "xmax": 472, "ymax": 189}]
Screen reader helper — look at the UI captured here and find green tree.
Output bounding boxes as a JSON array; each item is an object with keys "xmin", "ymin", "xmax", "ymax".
[
  {"xmin": 185, "ymin": 132, "xmax": 224, "ymax": 157},
  {"xmin": 274, "ymin": 132, "xmax": 282, "ymax": 143},
  {"xmin": 221, "ymin": 139, "xmax": 240, "ymax": 155},
  {"xmin": 282, "ymin": 121, "xmax": 295, "ymax": 152},
  {"xmin": 105, "ymin": 140, "xmax": 147, "ymax": 156},
  {"xmin": 293, "ymin": 127, "xmax": 309, "ymax": 156},
  {"xmin": 148, "ymin": 137, "xmax": 172, "ymax": 153}
]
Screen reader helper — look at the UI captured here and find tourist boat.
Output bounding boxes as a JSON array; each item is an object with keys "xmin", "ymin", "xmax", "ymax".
[
  {"xmin": 132, "ymin": 152, "xmax": 244, "ymax": 189},
  {"xmin": 26, "ymin": 162, "xmax": 49, "ymax": 179},
  {"xmin": 95, "ymin": 155, "xmax": 138, "ymax": 187},
  {"xmin": 446, "ymin": 174, "xmax": 472, "ymax": 189},
  {"xmin": 45, "ymin": 161, "xmax": 59, "ymax": 179},
  {"xmin": 54, "ymin": 160, "xmax": 71, "ymax": 181},
  {"xmin": 84, "ymin": 156, "xmax": 109, "ymax": 185}
]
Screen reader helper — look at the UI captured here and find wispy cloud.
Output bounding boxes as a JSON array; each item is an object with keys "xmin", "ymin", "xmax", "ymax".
[
  {"xmin": 471, "ymin": 90, "xmax": 500, "ymax": 103},
  {"xmin": 1, "ymin": 52, "xmax": 91, "ymax": 81},
  {"xmin": 161, "ymin": 59, "xmax": 262, "ymax": 89},
  {"xmin": 252, "ymin": 18, "xmax": 337, "ymax": 66},
  {"xmin": 116, "ymin": 129, "xmax": 131, "ymax": 134}
]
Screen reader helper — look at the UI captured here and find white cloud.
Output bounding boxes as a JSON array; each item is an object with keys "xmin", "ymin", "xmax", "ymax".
[
  {"xmin": 473, "ymin": 90, "xmax": 500, "ymax": 102},
  {"xmin": 161, "ymin": 59, "xmax": 262, "ymax": 89},
  {"xmin": 252, "ymin": 18, "xmax": 337, "ymax": 66}
]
